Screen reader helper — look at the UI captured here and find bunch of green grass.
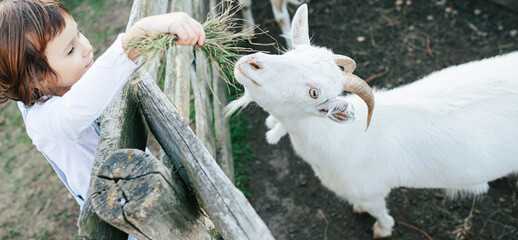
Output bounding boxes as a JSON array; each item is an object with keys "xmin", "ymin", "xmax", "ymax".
[{"xmin": 125, "ymin": 5, "xmax": 257, "ymax": 87}]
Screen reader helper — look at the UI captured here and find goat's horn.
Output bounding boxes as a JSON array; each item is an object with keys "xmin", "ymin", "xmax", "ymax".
[
  {"xmin": 334, "ymin": 54, "xmax": 356, "ymax": 73},
  {"xmin": 343, "ymin": 73, "xmax": 375, "ymax": 131}
]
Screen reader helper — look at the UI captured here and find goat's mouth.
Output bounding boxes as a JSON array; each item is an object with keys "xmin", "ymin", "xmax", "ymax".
[{"xmin": 237, "ymin": 65, "xmax": 261, "ymax": 87}]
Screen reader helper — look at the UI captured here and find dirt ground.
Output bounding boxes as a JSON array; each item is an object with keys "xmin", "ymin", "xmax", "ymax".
[
  {"xmin": 241, "ymin": 0, "xmax": 518, "ymax": 239},
  {"xmin": 0, "ymin": 1, "xmax": 133, "ymax": 239},
  {"xmin": 1, "ymin": 0, "xmax": 517, "ymax": 239}
]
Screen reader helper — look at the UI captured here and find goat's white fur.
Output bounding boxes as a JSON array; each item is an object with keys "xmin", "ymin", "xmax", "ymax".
[
  {"xmin": 226, "ymin": 4, "xmax": 518, "ymax": 238},
  {"xmin": 238, "ymin": 0, "xmax": 304, "ymax": 48}
]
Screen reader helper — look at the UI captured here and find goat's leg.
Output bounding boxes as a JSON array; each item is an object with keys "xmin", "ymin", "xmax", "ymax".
[
  {"xmin": 239, "ymin": 0, "xmax": 255, "ymax": 34},
  {"xmin": 270, "ymin": 0, "xmax": 293, "ymax": 48},
  {"xmin": 265, "ymin": 114, "xmax": 279, "ymax": 129},
  {"xmin": 352, "ymin": 203, "xmax": 367, "ymax": 214},
  {"xmin": 266, "ymin": 123, "xmax": 287, "ymax": 144},
  {"xmin": 351, "ymin": 196, "xmax": 394, "ymax": 238},
  {"xmin": 265, "ymin": 115, "xmax": 287, "ymax": 144}
]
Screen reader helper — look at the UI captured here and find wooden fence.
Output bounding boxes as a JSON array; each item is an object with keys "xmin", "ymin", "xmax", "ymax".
[{"xmin": 76, "ymin": 0, "xmax": 274, "ymax": 239}]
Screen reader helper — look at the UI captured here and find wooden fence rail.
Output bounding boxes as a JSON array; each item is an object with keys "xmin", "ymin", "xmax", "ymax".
[{"xmin": 77, "ymin": 0, "xmax": 273, "ymax": 239}]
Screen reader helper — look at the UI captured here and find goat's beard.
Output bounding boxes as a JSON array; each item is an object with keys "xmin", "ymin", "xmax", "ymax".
[{"xmin": 224, "ymin": 91, "xmax": 253, "ymax": 117}]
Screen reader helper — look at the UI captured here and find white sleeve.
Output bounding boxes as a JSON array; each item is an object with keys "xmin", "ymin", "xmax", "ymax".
[{"xmin": 29, "ymin": 33, "xmax": 141, "ymax": 141}]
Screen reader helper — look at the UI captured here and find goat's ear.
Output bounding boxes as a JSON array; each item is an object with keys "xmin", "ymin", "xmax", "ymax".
[
  {"xmin": 317, "ymin": 99, "xmax": 355, "ymax": 124},
  {"xmin": 291, "ymin": 4, "xmax": 310, "ymax": 48},
  {"xmin": 334, "ymin": 55, "xmax": 356, "ymax": 74}
]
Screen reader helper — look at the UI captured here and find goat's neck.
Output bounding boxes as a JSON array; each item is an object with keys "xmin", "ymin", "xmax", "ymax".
[{"xmin": 275, "ymin": 113, "xmax": 362, "ymax": 138}]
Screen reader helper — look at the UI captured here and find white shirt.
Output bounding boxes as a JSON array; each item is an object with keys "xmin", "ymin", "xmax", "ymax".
[{"xmin": 18, "ymin": 34, "xmax": 140, "ymax": 202}]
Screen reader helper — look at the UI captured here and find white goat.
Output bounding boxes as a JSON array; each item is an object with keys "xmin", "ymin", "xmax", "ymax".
[
  {"xmin": 238, "ymin": 0, "xmax": 304, "ymax": 48},
  {"xmin": 226, "ymin": 4, "xmax": 518, "ymax": 239}
]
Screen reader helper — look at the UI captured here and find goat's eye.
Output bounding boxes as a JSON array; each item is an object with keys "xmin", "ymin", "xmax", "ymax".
[{"xmin": 309, "ymin": 87, "xmax": 320, "ymax": 99}]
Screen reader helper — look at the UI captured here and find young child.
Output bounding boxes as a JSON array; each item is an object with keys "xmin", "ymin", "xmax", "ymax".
[{"xmin": 0, "ymin": 0, "xmax": 204, "ymax": 215}]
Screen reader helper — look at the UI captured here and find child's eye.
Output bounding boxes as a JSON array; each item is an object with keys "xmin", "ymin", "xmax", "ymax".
[{"xmin": 68, "ymin": 46, "xmax": 75, "ymax": 55}]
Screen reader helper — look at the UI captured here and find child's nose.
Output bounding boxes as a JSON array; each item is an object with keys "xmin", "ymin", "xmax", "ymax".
[
  {"xmin": 81, "ymin": 38, "xmax": 93, "ymax": 57},
  {"xmin": 83, "ymin": 44, "xmax": 93, "ymax": 57}
]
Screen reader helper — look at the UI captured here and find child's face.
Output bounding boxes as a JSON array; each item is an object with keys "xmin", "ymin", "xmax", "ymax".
[{"xmin": 45, "ymin": 16, "xmax": 93, "ymax": 96}]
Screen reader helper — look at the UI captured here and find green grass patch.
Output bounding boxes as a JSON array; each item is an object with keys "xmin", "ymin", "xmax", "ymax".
[
  {"xmin": 60, "ymin": 0, "xmax": 127, "ymax": 57},
  {"xmin": 2, "ymin": 229, "xmax": 20, "ymax": 239},
  {"xmin": 35, "ymin": 227, "xmax": 51, "ymax": 240},
  {"xmin": 2, "ymin": 156, "xmax": 15, "ymax": 174},
  {"xmin": 230, "ymin": 111, "xmax": 254, "ymax": 197},
  {"xmin": 59, "ymin": 0, "xmax": 105, "ymax": 12}
]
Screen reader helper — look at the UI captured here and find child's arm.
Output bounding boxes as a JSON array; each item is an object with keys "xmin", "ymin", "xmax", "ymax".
[
  {"xmin": 123, "ymin": 12, "xmax": 206, "ymax": 62},
  {"xmin": 26, "ymin": 13, "xmax": 205, "ymax": 141}
]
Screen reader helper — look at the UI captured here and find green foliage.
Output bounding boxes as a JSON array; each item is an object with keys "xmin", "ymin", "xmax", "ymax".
[
  {"xmin": 60, "ymin": 0, "xmax": 126, "ymax": 57},
  {"xmin": 53, "ymin": 211, "xmax": 70, "ymax": 222},
  {"xmin": 58, "ymin": 0, "xmax": 105, "ymax": 12},
  {"xmin": 2, "ymin": 229, "xmax": 20, "ymax": 239},
  {"xmin": 230, "ymin": 111, "xmax": 253, "ymax": 197},
  {"xmin": 208, "ymin": 227, "xmax": 224, "ymax": 240},
  {"xmin": 2, "ymin": 156, "xmax": 15, "ymax": 174},
  {"xmin": 35, "ymin": 227, "xmax": 50, "ymax": 240}
]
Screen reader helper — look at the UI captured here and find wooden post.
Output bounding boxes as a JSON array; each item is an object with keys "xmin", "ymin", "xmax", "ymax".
[
  {"xmin": 78, "ymin": 73, "xmax": 147, "ymax": 239},
  {"xmin": 137, "ymin": 69, "xmax": 274, "ymax": 240},
  {"xmin": 79, "ymin": 0, "xmax": 255, "ymax": 238},
  {"xmin": 78, "ymin": 0, "xmax": 168, "ymax": 238},
  {"xmin": 91, "ymin": 149, "xmax": 214, "ymax": 240},
  {"xmin": 164, "ymin": 0, "xmax": 193, "ymax": 121},
  {"xmin": 212, "ymin": 62, "xmax": 235, "ymax": 182},
  {"xmin": 192, "ymin": 51, "xmax": 217, "ymax": 157},
  {"xmin": 208, "ymin": 0, "xmax": 235, "ymax": 182}
]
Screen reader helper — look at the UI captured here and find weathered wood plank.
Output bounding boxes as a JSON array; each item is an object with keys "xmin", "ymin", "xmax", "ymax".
[
  {"xmin": 192, "ymin": 51, "xmax": 217, "ymax": 156},
  {"xmin": 164, "ymin": 45, "xmax": 193, "ymax": 123},
  {"xmin": 194, "ymin": 0, "xmax": 234, "ymax": 181},
  {"xmin": 127, "ymin": 0, "xmax": 169, "ymax": 28},
  {"xmin": 165, "ymin": 0, "xmax": 193, "ymax": 121},
  {"xmin": 212, "ymin": 63, "xmax": 234, "ymax": 182},
  {"xmin": 78, "ymin": 73, "xmax": 147, "ymax": 239},
  {"xmin": 91, "ymin": 149, "xmax": 214, "ymax": 240},
  {"xmin": 78, "ymin": 0, "xmax": 168, "ymax": 238},
  {"xmin": 137, "ymin": 68, "xmax": 275, "ymax": 240}
]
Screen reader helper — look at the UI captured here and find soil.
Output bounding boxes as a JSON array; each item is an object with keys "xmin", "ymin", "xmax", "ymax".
[
  {"xmin": 2, "ymin": 0, "xmax": 517, "ymax": 239},
  {"xmin": 0, "ymin": 1, "xmax": 134, "ymax": 239},
  {"xmin": 241, "ymin": 0, "xmax": 518, "ymax": 239}
]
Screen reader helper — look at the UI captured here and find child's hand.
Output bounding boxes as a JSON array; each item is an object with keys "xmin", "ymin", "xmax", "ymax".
[{"xmin": 123, "ymin": 12, "xmax": 206, "ymax": 61}]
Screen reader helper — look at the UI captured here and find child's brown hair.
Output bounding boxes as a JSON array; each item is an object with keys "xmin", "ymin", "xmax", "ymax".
[{"xmin": 0, "ymin": 0, "xmax": 72, "ymax": 106}]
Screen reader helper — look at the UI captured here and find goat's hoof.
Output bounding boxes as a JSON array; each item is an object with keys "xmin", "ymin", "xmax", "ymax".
[
  {"xmin": 352, "ymin": 204, "xmax": 366, "ymax": 214},
  {"xmin": 372, "ymin": 222, "xmax": 392, "ymax": 239}
]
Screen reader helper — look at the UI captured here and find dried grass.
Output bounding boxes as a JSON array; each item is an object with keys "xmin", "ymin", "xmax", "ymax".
[{"xmin": 125, "ymin": 4, "xmax": 259, "ymax": 87}]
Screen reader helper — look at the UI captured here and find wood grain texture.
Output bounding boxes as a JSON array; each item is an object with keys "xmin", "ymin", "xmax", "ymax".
[
  {"xmin": 212, "ymin": 63, "xmax": 234, "ymax": 182},
  {"xmin": 78, "ymin": 0, "xmax": 167, "ymax": 238},
  {"xmin": 137, "ymin": 69, "xmax": 274, "ymax": 240},
  {"xmin": 91, "ymin": 149, "xmax": 214, "ymax": 240},
  {"xmin": 192, "ymin": 51, "xmax": 216, "ymax": 157}
]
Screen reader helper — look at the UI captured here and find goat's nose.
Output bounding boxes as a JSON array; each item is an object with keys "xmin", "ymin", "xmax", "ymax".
[{"xmin": 247, "ymin": 58, "xmax": 263, "ymax": 70}]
